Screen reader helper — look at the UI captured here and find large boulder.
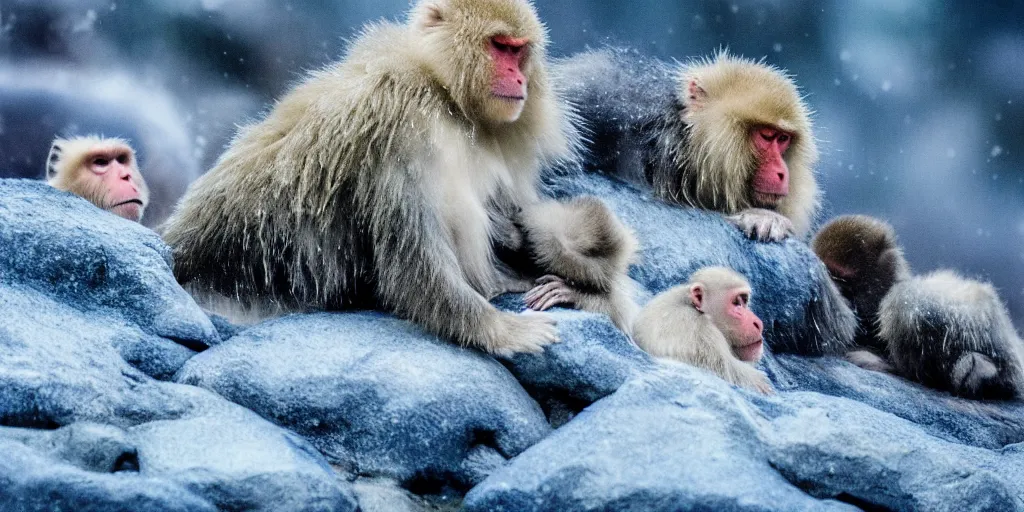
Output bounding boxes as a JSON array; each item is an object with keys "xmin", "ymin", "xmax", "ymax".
[
  {"xmin": 176, "ymin": 312, "xmax": 552, "ymax": 497},
  {"xmin": 465, "ymin": 363, "xmax": 1024, "ymax": 511},
  {"xmin": 0, "ymin": 179, "xmax": 356, "ymax": 511}
]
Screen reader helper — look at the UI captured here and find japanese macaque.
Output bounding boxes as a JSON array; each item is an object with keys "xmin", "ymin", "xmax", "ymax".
[
  {"xmin": 162, "ymin": 0, "xmax": 637, "ymax": 355},
  {"xmin": 45, "ymin": 136, "xmax": 149, "ymax": 222},
  {"xmin": 633, "ymin": 267, "xmax": 773, "ymax": 394},
  {"xmin": 814, "ymin": 215, "xmax": 1024, "ymax": 399},
  {"xmin": 555, "ymin": 49, "xmax": 819, "ymax": 242}
]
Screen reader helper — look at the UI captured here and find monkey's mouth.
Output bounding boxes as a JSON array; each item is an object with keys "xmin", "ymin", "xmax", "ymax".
[
  {"xmin": 752, "ymin": 192, "xmax": 785, "ymax": 209},
  {"xmin": 110, "ymin": 199, "xmax": 144, "ymax": 208},
  {"xmin": 493, "ymin": 94, "xmax": 526, "ymax": 101},
  {"xmin": 734, "ymin": 339, "xmax": 764, "ymax": 362}
]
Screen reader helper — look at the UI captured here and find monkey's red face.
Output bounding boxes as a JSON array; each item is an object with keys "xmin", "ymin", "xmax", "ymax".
[
  {"xmin": 694, "ymin": 283, "xmax": 764, "ymax": 362},
  {"xmin": 486, "ymin": 34, "xmax": 530, "ymax": 122},
  {"xmin": 84, "ymin": 148, "xmax": 147, "ymax": 222},
  {"xmin": 750, "ymin": 126, "xmax": 792, "ymax": 209}
]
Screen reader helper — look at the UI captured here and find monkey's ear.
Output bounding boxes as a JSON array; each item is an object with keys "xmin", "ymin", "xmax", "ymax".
[
  {"xmin": 46, "ymin": 141, "xmax": 64, "ymax": 180},
  {"xmin": 419, "ymin": 3, "xmax": 445, "ymax": 29},
  {"xmin": 689, "ymin": 283, "xmax": 705, "ymax": 312},
  {"xmin": 685, "ymin": 79, "xmax": 708, "ymax": 111}
]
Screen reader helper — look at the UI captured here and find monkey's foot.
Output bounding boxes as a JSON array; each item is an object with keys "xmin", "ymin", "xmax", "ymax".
[
  {"xmin": 952, "ymin": 351, "xmax": 999, "ymax": 394},
  {"xmin": 846, "ymin": 350, "xmax": 896, "ymax": 373},
  {"xmin": 727, "ymin": 208, "xmax": 794, "ymax": 242},
  {"xmin": 525, "ymin": 275, "xmax": 578, "ymax": 311},
  {"xmin": 485, "ymin": 312, "xmax": 559, "ymax": 357}
]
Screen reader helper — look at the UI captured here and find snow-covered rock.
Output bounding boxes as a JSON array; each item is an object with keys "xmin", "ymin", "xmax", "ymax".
[
  {"xmin": 465, "ymin": 363, "xmax": 1024, "ymax": 511},
  {"xmin": 177, "ymin": 312, "xmax": 552, "ymax": 494},
  {"xmin": 0, "ymin": 180, "xmax": 356, "ymax": 511},
  {"xmin": 3, "ymin": 176, "xmax": 1024, "ymax": 511}
]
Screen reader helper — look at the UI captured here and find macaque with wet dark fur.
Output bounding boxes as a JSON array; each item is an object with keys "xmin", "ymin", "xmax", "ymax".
[
  {"xmin": 163, "ymin": 0, "xmax": 641, "ymax": 355},
  {"xmin": 46, "ymin": 136, "xmax": 149, "ymax": 222},
  {"xmin": 633, "ymin": 267, "xmax": 773, "ymax": 394},
  {"xmin": 814, "ymin": 215, "xmax": 1024, "ymax": 399},
  {"xmin": 555, "ymin": 49, "xmax": 819, "ymax": 242}
]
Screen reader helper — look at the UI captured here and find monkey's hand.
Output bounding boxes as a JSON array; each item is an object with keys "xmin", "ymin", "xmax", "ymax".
[
  {"xmin": 486, "ymin": 312, "xmax": 560, "ymax": 357},
  {"xmin": 524, "ymin": 275, "xmax": 579, "ymax": 311},
  {"xmin": 727, "ymin": 208, "xmax": 794, "ymax": 242}
]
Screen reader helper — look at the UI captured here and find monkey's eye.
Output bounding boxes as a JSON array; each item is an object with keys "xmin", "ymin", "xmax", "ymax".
[
  {"xmin": 93, "ymin": 157, "xmax": 110, "ymax": 167},
  {"xmin": 777, "ymin": 134, "xmax": 791, "ymax": 144},
  {"xmin": 116, "ymin": 153, "xmax": 130, "ymax": 165},
  {"xmin": 734, "ymin": 293, "xmax": 750, "ymax": 307}
]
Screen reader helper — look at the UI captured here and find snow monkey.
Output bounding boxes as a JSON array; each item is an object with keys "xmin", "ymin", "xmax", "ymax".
[
  {"xmin": 555, "ymin": 49, "xmax": 819, "ymax": 242},
  {"xmin": 46, "ymin": 136, "xmax": 150, "ymax": 222},
  {"xmin": 163, "ymin": 0, "xmax": 638, "ymax": 355},
  {"xmin": 633, "ymin": 267, "xmax": 773, "ymax": 394},
  {"xmin": 814, "ymin": 215, "xmax": 1024, "ymax": 399}
]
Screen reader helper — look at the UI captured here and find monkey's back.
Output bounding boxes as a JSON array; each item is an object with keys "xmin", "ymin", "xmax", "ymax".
[
  {"xmin": 162, "ymin": 23, "xmax": 449, "ymax": 312},
  {"xmin": 553, "ymin": 49, "xmax": 678, "ymax": 186}
]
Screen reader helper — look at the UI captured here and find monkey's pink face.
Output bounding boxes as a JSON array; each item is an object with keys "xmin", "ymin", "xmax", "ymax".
[
  {"xmin": 750, "ymin": 126, "xmax": 793, "ymax": 209},
  {"xmin": 86, "ymin": 149, "xmax": 147, "ymax": 222},
  {"xmin": 691, "ymin": 283, "xmax": 765, "ymax": 362},
  {"xmin": 486, "ymin": 34, "xmax": 530, "ymax": 123}
]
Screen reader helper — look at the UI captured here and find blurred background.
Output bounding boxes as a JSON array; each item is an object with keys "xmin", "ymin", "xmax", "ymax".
[{"xmin": 1, "ymin": 0, "xmax": 1022, "ymax": 324}]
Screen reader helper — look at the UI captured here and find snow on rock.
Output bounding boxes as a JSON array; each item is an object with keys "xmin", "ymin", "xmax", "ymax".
[
  {"xmin": 465, "ymin": 364, "xmax": 1024, "ymax": 511},
  {"xmin": 176, "ymin": 312, "xmax": 552, "ymax": 493},
  {"xmin": 546, "ymin": 172, "xmax": 857, "ymax": 356},
  {"xmin": 0, "ymin": 179, "xmax": 356, "ymax": 511},
  {"xmin": 3, "ymin": 174, "xmax": 1024, "ymax": 511}
]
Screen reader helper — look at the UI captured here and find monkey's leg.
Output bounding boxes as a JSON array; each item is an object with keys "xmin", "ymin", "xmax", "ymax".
[
  {"xmin": 370, "ymin": 179, "xmax": 558, "ymax": 357},
  {"xmin": 727, "ymin": 208, "xmax": 794, "ymax": 242}
]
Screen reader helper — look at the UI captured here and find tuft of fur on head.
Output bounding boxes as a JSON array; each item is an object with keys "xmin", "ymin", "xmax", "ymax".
[
  {"xmin": 522, "ymin": 196, "xmax": 637, "ymax": 293},
  {"xmin": 675, "ymin": 51, "xmax": 819, "ymax": 236},
  {"xmin": 689, "ymin": 266, "xmax": 751, "ymax": 294}
]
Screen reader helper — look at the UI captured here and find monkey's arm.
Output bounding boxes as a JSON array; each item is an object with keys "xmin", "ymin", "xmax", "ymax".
[{"xmin": 368, "ymin": 174, "xmax": 558, "ymax": 357}]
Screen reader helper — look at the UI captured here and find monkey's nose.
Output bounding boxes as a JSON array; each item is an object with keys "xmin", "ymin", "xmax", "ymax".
[{"xmin": 753, "ymin": 318, "xmax": 763, "ymax": 331}]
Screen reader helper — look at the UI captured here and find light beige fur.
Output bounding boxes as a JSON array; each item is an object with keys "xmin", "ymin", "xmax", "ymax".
[
  {"xmin": 46, "ymin": 135, "xmax": 150, "ymax": 219},
  {"xmin": 679, "ymin": 52, "xmax": 819, "ymax": 238},
  {"xmin": 633, "ymin": 267, "xmax": 773, "ymax": 393},
  {"xmin": 162, "ymin": 0, "xmax": 587, "ymax": 356}
]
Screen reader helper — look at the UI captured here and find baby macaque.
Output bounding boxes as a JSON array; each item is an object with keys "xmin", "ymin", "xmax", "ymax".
[
  {"xmin": 46, "ymin": 136, "xmax": 149, "ymax": 222},
  {"xmin": 633, "ymin": 267, "xmax": 773, "ymax": 394}
]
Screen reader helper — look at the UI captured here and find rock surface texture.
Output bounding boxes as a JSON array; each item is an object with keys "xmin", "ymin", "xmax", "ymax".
[{"xmin": 2, "ymin": 177, "xmax": 1022, "ymax": 511}]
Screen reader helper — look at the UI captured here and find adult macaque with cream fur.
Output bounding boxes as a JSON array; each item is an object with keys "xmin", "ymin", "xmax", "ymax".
[
  {"xmin": 633, "ymin": 267, "xmax": 773, "ymax": 394},
  {"xmin": 556, "ymin": 49, "xmax": 818, "ymax": 242},
  {"xmin": 163, "ymin": 0, "xmax": 639, "ymax": 355},
  {"xmin": 46, "ymin": 136, "xmax": 149, "ymax": 222}
]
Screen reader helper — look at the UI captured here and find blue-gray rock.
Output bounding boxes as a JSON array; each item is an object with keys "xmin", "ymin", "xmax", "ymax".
[
  {"xmin": 0, "ymin": 179, "xmax": 357, "ymax": 511},
  {"xmin": 465, "ymin": 361, "xmax": 1024, "ymax": 511},
  {"xmin": 0, "ymin": 179, "xmax": 219, "ymax": 355},
  {"xmin": 546, "ymin": 172, "xmax": 856, "ymax": 357},
  {"xmin": 177, "ymin": 312, "xmax": 552, "ymax": 494}
]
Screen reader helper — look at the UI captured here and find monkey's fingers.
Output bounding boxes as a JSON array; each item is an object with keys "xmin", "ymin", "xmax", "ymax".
[
  {"xmin": 524, "ymin": 280, "xmax": 567, "ymax": 307},
  {"xmin": 535, "ymin": 274, "xmax": 564, "ymax": 285},
  {"xmin": 536, "ymin": 290, "xmax": 574, "ymax": 311},
  {"xmin": 488, "ymin": 312, "xmax": 560, "ymax": 357}
]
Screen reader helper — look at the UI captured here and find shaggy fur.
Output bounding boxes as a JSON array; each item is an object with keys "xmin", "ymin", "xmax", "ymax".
[
  {"xmin": 554, "ymin": 49, "xmax": 819, "ymax": 238},
  {"xmin": 880, "ymin": 271, "xmax": 1024, "ymax": 399},
  {"xmin": 162, "ymin": 0, "xmax": 642, "ymax": 355},
  {"xmin": 815, "ymin": 215, "xmax": 1024, "ymax": 399},
  {"xmin": 518, "ymin": 197, "xmax": 640, "ymax": 330},
  {"xmin": 633, "ymin": 267, "xmax": 773, "ymax": 393}
]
